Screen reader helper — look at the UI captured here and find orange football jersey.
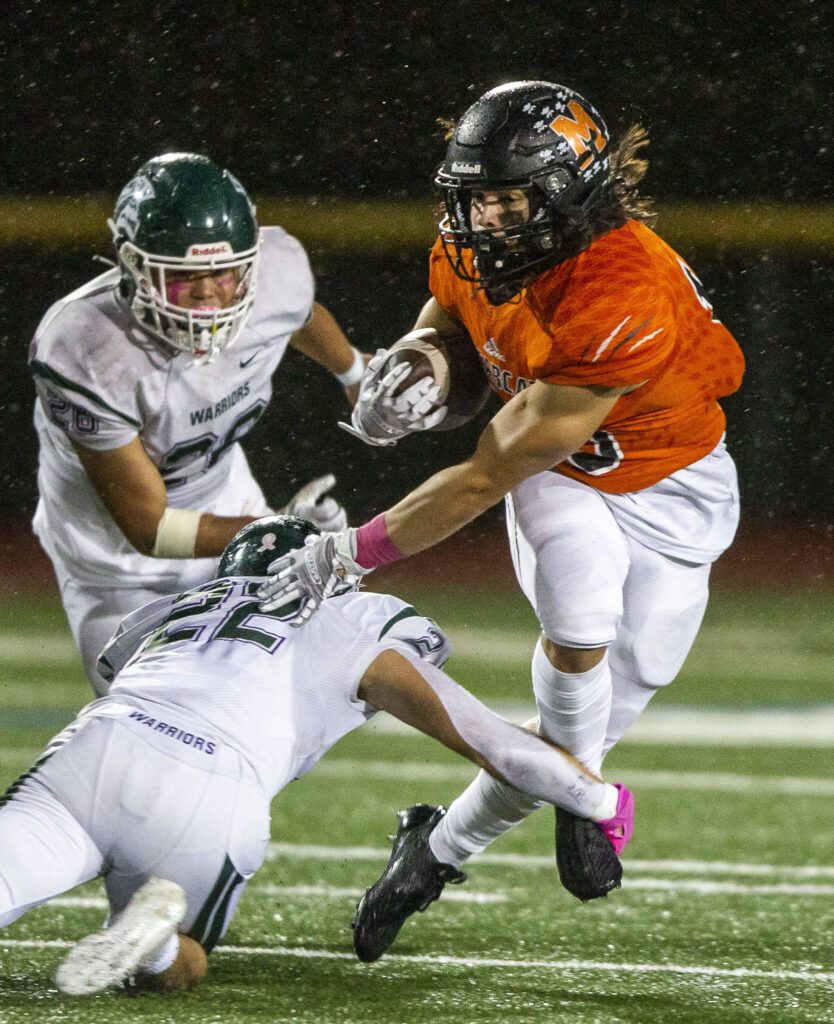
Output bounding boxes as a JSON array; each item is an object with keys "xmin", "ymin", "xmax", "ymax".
[{"xmin": 429, "ymin": 221, "xmax": 745, "ymax": 493}]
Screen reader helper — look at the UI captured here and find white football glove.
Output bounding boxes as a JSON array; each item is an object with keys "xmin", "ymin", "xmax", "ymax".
[
  {"xmin": 278, "ymin": 474, "xmax": 347, "ymax": 532},
  {"xmin": 338, "ymin": 343, "xmax": 448, "ymax": 447},
  {"xmin": 257, "ymin": 528, "xmax": 373, "ymax": 625}
]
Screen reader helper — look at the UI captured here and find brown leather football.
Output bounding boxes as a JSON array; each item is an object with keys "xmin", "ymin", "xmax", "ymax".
[{"xmin": 384, "ymin": 327, "xmax": 491, "ymax": 430}]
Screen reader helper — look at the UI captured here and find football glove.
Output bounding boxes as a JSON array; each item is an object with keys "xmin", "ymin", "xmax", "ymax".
[
  {"xmin": 257, "ymin": 528, "xmax": 373, "ymax": 625},
  {"xmin": 338, "ymin": 347, "xmax": 448, "ymax": 447},
  {"xmin": 279, "ymin": 474, "xmax": 347, "ymax": 532}
]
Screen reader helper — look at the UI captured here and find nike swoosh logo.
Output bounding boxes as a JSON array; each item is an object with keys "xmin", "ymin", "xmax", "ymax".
[{"xmin": 239, "ymin": 353, "xmax": 258, "ymax": 368}]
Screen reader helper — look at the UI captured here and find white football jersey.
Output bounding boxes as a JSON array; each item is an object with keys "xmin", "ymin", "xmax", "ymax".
[
  {"xmin": 30, "ymin": 227, "xmax": 313, "ymax": 583},
  {"xmin": 97, "ymin": 584, "xmax": 451, "ymax": 798}
]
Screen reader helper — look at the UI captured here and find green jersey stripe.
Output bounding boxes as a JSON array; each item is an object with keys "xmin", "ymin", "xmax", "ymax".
[
  {"xmin": 30, "ymin": 359, "xmax": 142, "ymax": 429},
  {"xmin": 378, "ymin": 606, "xmax": 420, "ymax": 640}
]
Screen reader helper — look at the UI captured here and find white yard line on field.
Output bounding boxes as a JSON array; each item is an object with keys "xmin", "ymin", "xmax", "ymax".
[
  {"xmin": 44, "ymin": 875, "xmax": 834, "ymax": 913},
  {"xmin": 4, "ymin": 702, "xmax": 834, "ymax": 753},
  {"xmin": 366, "ymin": 704, "xmax": 834, "ymax": 746},
  {"xmin": 0, "ymin": 636, "xmax": 77, "ymax": 664},
  {"xmin": 450, "ymin": 627, "xmax": 834, "ymax": 686},
  {"xmin": 623, "ymin": 878, "xmax": 834, "ymax": 895},
  {"xmin": 265, "ymin": 842, "xmax": 834, "ymax": 879},
  {"xmin": 1, "ymin": 938, "xmax": 832, "ymax": 984},
  {"xmin": 311, "ymin": 758, "xmax": 834, "ymax": 795},
  {"xmin": 3, "ymin": 746, "xmax": 832, "ymax": 795},
  {"xmin": 47, "ymin": 884, "xmax": 507, "ymax": 910}
]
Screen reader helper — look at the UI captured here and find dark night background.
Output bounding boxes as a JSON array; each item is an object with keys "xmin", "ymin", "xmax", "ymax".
[{"xmin": 1, "ymin": 1, "xmax": 832, "ymax": 538}]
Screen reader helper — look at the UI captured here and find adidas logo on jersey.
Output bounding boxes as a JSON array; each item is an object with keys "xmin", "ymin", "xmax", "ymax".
[{"xmin": 484, "ymin": 337, "xmax": 505, "ymax": 361}]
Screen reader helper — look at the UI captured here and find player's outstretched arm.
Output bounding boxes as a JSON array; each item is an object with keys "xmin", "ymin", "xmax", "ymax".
[
  {"xmin": 259, "ymin": 379, "xmax": 627, "ymax": 621},
  {"xmin": 383, "ymin": 378, "xmax": 623, "ymax": 555},
  {"xmin": 358, "ymin": 648, "xmax": 616, "ymax": 820}
]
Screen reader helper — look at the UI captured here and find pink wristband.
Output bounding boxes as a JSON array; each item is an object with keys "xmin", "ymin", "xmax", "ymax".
[{"xmin": 354, "ymin": 513, "xmax": 404, "ymax": 569}]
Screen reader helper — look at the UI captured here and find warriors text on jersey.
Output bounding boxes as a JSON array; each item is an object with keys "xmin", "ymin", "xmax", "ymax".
[
  {"xmin": 29, "ymin": 227, "xmax": 311, "ymax": 584},
  {"xmin": 429, "ymin": 221, "xmax": 745, "ymax": 493}
]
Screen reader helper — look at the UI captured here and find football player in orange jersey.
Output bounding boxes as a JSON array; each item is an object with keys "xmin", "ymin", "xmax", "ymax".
[{"xmin": 259, "ymin": 81, "xmax": 745, "ymax": 959}]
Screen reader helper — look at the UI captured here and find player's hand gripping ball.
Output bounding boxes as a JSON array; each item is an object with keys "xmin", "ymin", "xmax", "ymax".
[{"xmin": 339, "ymin": 327, "xmax": 491, "ymax": 447}]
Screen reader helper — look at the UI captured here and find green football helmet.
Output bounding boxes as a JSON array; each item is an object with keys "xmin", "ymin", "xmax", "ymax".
[
  {"xmin": 218, "ymin": 514, "xmax": 320, "ymax": 578},
  {"xmin": 109, "ymin": 152, "xmax": 260, "ymax": 361}
]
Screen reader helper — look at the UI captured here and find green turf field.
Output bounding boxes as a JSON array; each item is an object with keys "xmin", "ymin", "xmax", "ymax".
[{"xmin": 0, "ymin": 586, "xmax": 832, "ymax": 1023}]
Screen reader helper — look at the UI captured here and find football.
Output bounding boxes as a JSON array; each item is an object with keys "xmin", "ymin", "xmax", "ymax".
[{"xmin": 382, "ymin": 327, "xmax": 491, "ymax": 431}]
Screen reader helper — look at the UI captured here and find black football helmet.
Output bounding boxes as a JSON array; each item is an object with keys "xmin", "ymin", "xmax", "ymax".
[
  {"xmin": 218, "ymin": 514, "xmax": 319, "ymax": 578},
  {"xmin": 436, "ymin": 81, "xmax": 611, "ymax": 304}
]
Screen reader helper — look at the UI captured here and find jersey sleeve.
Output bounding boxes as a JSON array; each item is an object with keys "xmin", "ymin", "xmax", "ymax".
[
  {"xmin": 333, "ymin": 591, "xmax": 453, "ymax": 668},
  {"xmin": 376, "ymin": 605, "xmax": 452, "ymax": 668},
  {"xmin": 31, "ymin": 364, "xmax": 141, "ymax": 451},
  {"xmin": 96, "ymin": 594, "xmax": 181, "ymax": 682},
  {"xmin": 29, "ymin": 290, "xmax": 143, "ymax": 451}
]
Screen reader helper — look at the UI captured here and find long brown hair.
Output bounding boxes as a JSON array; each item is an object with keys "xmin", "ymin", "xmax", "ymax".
[{"xmin": 593, "ymin": 124, "xmax": 657, "ymax": 234}]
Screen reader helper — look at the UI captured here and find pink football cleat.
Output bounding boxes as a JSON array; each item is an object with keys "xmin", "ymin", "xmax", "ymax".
[{"xmin": 597, "ymin": 783, "xmax": 635, "ymax": 855}]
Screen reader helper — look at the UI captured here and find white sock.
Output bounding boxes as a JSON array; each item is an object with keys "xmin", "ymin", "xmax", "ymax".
[
  {"xmin": 590, "ymin": 784, "xmax": 620, "ymax": 821},
  {"xmin": 429, "ymin": 770, "xmax": 546, "ymax": 867},
  {"xmin": 429, "ymin": 772, "xmax": 620, "ymax": 867},
  {"xmin": 602, "ymin": 665, "xmax": 660, "ymax": 761},
  {"xmin": 532, "ymin": 640, "xmax": 612, "ymax": 776}
]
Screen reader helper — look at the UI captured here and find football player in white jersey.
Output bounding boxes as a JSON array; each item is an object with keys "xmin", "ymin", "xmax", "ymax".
[
  {"xmin": 0, "ymin": 515, "xmax": 632, "ymax": 995},
  {"xmin": 29, "ymin": 152, "xmax": 368, "ymax": 694}
]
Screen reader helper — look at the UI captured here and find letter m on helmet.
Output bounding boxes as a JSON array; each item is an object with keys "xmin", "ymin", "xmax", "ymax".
[{"xmin": 549, "ymin": 100, "xmax": 607, "ymax": 171}]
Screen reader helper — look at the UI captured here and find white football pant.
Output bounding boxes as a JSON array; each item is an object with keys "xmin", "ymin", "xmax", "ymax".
[{"xmin": 0, "ymin": 712, "xmax": 269, "ymax": 953}]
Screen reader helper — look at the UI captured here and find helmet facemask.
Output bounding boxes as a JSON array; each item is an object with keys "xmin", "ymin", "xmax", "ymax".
[
  {"xmin": 112, "ymin": 227, "xmax": 260, "ymax": 363},
  {"xmin": 109, "ymin": 153, "xmax": 260, "ymax": 363},
  {"xmin": 438, "ymin": 183, "xmax": 565, "ymax": 304},
  {"xmin": 438, "ymin": 172, "xmax": 606, "ymax": 305}
]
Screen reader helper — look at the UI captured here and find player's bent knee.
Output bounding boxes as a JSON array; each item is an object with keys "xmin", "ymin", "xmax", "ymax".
[
  {"xmin": 541, "ymin": 636, "xmax": 608, "ymax": 673},
  {"xmin": 135, "ymin": 936, "xmax": 208, "ymax": 993}
]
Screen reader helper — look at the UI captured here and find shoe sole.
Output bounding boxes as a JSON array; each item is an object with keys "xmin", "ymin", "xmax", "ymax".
[
  {"xmin": 55, "ymin": 877, "xmax": 186, "ymax": 995},
  {"xmin": 555, "ymin": 806, "xmax": 623, "ymax": 902}
]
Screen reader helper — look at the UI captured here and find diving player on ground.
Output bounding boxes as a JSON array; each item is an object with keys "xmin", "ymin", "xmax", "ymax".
[{"xmin": 0, "ymin": 515, "xmax": 630, "ymax": 994}]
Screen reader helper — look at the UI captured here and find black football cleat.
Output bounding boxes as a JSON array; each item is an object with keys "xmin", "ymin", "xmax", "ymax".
[
  {"xmin": 555, "ymin": 805, "xmax": 624, "ymax": 901},
  {"xmin": 352, "ymin": 804, "xmax": 467, "ymax": 962}
]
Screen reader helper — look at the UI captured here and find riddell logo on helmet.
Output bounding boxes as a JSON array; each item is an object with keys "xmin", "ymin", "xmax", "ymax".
[
  {"xmin": 187, "ymin": 243, "xmax": 233, "ymax": 257},
  {"xmin": 451, "ymin": 161, "xmax": 482, "ymax": 174}
]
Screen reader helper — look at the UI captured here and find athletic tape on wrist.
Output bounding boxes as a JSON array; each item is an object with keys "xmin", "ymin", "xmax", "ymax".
[
  {"xmin": 151, "ymin": 507, "xmax": 202, "ymax": 559},
  {"xmin": 354, "ymin": 513, "xmax": 404, "ymax": 569},
  {"xmin": 334, "ymin": 347, "xmax": 365, "ymax": 386}
]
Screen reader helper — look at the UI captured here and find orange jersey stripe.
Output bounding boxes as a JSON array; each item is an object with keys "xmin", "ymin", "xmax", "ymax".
[{"xmin": 429, "ymin": 221, "xmax": 745, "ymax": 493}]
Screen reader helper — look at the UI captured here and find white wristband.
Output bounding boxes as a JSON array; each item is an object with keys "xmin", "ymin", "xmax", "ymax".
[
  {"xmin": 151, "ymin": 507, "xmax": 202, "ymax": 559},
  {"xmin": 334, "ymin": 347, "xmax": 365, "ymax": 386}
]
